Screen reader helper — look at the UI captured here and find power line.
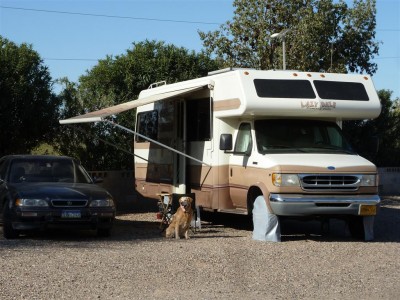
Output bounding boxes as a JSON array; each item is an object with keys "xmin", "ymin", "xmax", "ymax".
[
  {"xmin": 1, "ymin": 5, "xmax": 399, "ymax": 31},
  {"xmin": 0, "ymin": 5, "xmax": 221, "ymax": 25},
  {"xmin": 43, "ymin": 57, "xmax": 400, "ymax": 62},
  {"xmin": 374, "ymin": 57, "xmax": 400, "ymax": 60}
]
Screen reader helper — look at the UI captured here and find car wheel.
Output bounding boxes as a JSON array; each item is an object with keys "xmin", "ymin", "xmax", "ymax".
[
  {"xmin": 3, "ymin": 220, "xmax": 20, "ymax": 239},
  {"xmin": 348, "ymin": 216, "xmax": 365, "ymax": 240}
]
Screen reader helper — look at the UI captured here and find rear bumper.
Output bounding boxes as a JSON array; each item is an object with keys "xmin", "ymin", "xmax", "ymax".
[{"xmin": 269, "ymin": 194, "xmax": 380, "ymax": 216}]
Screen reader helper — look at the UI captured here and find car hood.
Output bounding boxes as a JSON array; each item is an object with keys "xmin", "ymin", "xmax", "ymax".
[{"xmin": 8, "ymin": 182, "xmax": 112, "ymax": 200}]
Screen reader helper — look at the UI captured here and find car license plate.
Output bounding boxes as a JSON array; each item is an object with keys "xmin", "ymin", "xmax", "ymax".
[
  {"xmin": 359, "ymin": 205, "xmax": 377, "ymax": 216},
  {"xmin": 61, "ymin": 210, "xmax": 81, "ymax": 218}
]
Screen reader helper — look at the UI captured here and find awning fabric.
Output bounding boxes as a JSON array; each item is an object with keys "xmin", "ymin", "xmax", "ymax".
[{"xmin": 59, "ymin": 82, "xmax": 211, "ymax": 125}]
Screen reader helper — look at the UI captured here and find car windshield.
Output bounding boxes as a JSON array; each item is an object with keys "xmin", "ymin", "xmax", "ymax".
[
  {"xmin": 9, "ymin": 158, "xmax": 92, "ymax": 184},
  {"xmin": 254, "ymin": 119, "xmax": 355, "ymax": 154}
]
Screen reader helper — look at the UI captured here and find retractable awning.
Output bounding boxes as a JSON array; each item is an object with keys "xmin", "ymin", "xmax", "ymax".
[{"xmin": 59, "ymin": 81, "xmax": 213, "ymax": 125}]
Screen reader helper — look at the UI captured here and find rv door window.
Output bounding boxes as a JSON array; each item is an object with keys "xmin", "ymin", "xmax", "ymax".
[
  {"xmin": 135, "ymin": 110, "xmax": 158, "ymax": 142},
  {"xmin": 234, "ymin": 123, "xmax": 253, "ymax": 154},
  {"xmin": 254, "ymin": 79, "xmax": 316, "ymax": 99},
  {"xmin": 313, "ymin": 80, "xmax": 369, "ymax": 101},
  {"xmin": 186, "ymin": 98, "xmax": 211, "ymax": 141}
]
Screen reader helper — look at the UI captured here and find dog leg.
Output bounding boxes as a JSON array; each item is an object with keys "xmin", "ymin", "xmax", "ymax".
[
  {"xmin": 165, "ymin": 223, "xmax": 175, "ymax": 238},
  {"xmin": 184, "ymin": 229, "xmax": 190, "ymax": 239},
  {"xmin": 175, "ymin": 225, "xmax": 180, "ymax": 240}
]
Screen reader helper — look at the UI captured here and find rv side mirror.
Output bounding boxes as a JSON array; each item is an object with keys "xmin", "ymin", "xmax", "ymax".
[{"xmin": 220, "ymin": 134, "xmax": 233, "ymax": 151}]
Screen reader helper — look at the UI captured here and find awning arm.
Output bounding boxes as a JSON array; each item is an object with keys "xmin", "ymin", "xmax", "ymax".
[{"xmin": 103, "ymin": 120, "xmax": 212, "ymax": 167}]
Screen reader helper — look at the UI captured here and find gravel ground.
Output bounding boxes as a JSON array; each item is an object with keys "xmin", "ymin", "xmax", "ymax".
[{"xmin": 0, "ymin": 197, "xmax": 399, "ymax": 300}]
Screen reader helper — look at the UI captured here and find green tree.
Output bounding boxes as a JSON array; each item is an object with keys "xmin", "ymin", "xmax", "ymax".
[
  {"xmin": 56, "ymin": 78, "xmax": 88, "ymax": 161},
  {"xmin": 343, "ymin": 90, "xmax": 400, "ymax": 166},
  {"xmin": 199, "ymin": 0, "xmax": 379, "ymax": 74},
  {"xmin": 58, "ymin": 40, "xmax": 220, "ymax": 170},
  {"xmin": 0, "ymin": 36, "xmax": 60, "ymax": 156}
]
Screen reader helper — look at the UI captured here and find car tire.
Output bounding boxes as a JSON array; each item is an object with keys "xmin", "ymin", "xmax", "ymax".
[{"xmin": 3, "ymin": 220, "xmax": 20, "ymax": 239}]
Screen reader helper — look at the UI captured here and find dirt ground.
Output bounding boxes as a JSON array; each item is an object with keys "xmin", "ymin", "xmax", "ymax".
[{"xmin": 0, "ymin": 197, "xmax": 399, "ymax": 299}]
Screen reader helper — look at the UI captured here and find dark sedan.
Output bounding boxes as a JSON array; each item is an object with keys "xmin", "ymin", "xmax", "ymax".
[{"xmin": 0, "ymin": 155, "xmax": 115, "ymax": 239}]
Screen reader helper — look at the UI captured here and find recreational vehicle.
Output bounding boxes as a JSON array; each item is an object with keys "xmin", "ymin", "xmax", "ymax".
[{"xmin": 60, "ymin": 68, "xmax": 381, "ymax": 240}]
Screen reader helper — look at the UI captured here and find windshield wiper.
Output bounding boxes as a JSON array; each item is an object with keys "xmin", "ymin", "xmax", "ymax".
[
  {"xmin": 262, "ymin": 145, "xmax": 308, "ymax": 153},
  {"xmin": 311, "ymin": 145, "xmax": 355, "ymax": 154}
]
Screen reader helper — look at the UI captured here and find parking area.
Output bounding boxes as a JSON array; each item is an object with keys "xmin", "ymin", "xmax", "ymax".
[{"xmin": 0, "ymin": 197, "xmax": 399, "ymax": 299}]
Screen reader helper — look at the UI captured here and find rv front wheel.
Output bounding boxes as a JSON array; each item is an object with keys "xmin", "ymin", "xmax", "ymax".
[
  {"xmin": 348, "ymin": 216, "xmax": 365, "ymax": 240},
  {"xmin": 247, "ymin": 188, "xmax": 263, "ymax": 229}
]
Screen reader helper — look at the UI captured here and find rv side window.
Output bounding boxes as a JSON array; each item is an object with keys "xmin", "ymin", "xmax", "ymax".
[
  {"xmin": 135, "ymin": 110, "xmax": 158, "ymax": 142},
  {"xmin": 186, "ymin": 98, "xmax": 211, "ymax": 141},
  {"xmin": 234, "ymin": 123, "xmax": 252, "ymax": 154},
  {"xmin": 254, "ymin": 79, "xmax": 316, "ymax": 99},
  {"xmin": 313, "ymin": 80, "xmax": 369, "ymax": 101}
]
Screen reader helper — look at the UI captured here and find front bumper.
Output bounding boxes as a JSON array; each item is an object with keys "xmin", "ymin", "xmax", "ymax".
[
  {"xmin": 11, "ymin": 208, "xmax": 115, "ymax": 231},
  {"xmin": 269, "ymin": 194, "xmax": 380, "ymax": 216}
]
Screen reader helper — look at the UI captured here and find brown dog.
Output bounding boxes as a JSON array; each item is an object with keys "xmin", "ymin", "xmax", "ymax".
[{"xmin": 165, "ymin": 196, "xmax": 193, "ymax": 239}]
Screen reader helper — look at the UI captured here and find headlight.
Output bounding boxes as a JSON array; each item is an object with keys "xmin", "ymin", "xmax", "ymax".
[
  {"xmin": 360, "ymin": 175, "xmax": 377, "ymax": 186},
  {"xmin": 89, "ymin": 198, "xmax": 115, "ymax": 207},
  {"xmin": 272, "ymin": 173, "xmax": 300, "ymax": 187},
  {"xmin": 16, "ymin": 198, "xmax": 49, "ymax": 207}
]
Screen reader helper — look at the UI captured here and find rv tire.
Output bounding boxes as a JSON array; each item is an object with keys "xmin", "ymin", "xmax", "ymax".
[{"xmin": 348, "ymin": 216, "xmax": 365, "ymax": 240}]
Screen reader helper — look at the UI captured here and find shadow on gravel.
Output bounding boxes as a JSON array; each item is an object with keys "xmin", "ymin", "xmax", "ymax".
[
  {"xmin": 1, "ymin": 198, "xmax": 398, "ymax": 244},
  {"xmin": 198, "ymin": 198, "xmax": 400, "ymax": 243}
]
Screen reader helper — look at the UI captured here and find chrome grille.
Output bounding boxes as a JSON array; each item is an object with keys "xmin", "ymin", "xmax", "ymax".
[
  {"xmin": 299, "ymin": 174, "xmax": 361, "ymax": 191},
  {"xmin": 51, "ymin": 199, "xmax": 88, "ymax": 207}
]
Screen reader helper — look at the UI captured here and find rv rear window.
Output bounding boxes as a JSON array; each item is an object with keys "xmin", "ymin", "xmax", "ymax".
[
  {"xmin": 135, "ymin": 110, "xmax": 158, "ymax": 142},
  {"xmin": 254, "ymin": 79, "xmax": 316, "ymax": 99},
  {"xmin": 314, "ymin": 80, "xmax": 369, "ymax": 101}
]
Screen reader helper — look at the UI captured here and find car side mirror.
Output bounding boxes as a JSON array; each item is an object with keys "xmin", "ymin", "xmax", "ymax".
[{"xmin": 220, "ymin": 134, "xmax": 233, "ymax": 151}]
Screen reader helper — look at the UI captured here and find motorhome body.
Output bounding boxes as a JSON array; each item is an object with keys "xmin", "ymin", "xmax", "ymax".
[
  {"xmin": 133, "ymin": 69, "xmax": 381, "ymax": 238},
  {"xmin": 60, "ymin": 68, "xmax": 381, "ymax": 239}
]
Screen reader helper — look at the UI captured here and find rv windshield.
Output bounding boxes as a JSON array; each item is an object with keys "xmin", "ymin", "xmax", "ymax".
[{"xmin": 255, "ymin": 119, "xmax": 355, "ymax": 154}]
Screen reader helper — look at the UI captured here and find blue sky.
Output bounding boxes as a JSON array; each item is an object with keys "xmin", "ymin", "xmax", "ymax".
[{"xmin": 1, "ymin": 0, "xmax": 399, "ymax": 99}]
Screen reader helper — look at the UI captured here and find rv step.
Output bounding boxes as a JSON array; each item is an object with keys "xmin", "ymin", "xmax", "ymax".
[{"xmin": 218, "ymin": 208, "xmax": 248, "ymax": 215}]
